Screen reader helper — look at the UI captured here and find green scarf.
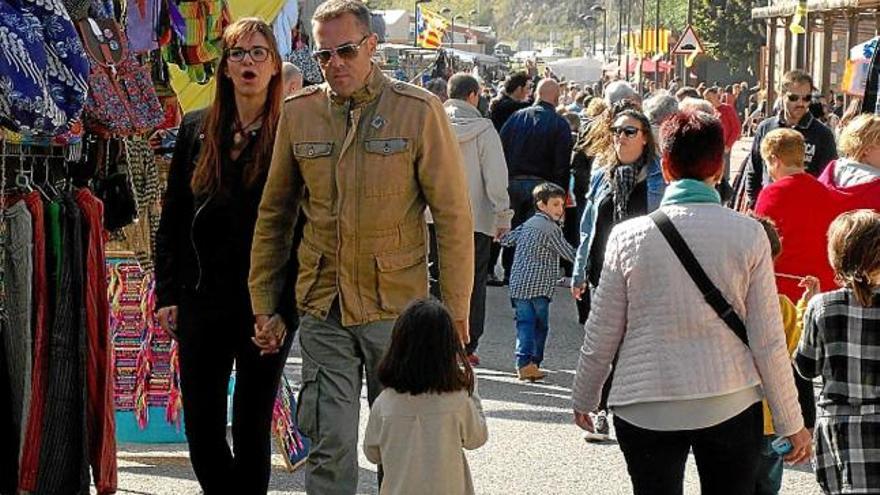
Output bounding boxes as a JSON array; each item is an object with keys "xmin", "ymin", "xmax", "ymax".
[{"xmin": 660, "ymin": 179, "xmax": 721, "ymax": 206}]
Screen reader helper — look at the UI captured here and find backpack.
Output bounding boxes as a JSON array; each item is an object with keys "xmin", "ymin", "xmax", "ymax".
[{"xmin": 77, "ymin": 17, "xmax": 164, "ymax": 138}]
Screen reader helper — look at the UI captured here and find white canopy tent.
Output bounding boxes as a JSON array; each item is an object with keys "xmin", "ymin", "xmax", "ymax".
[{"xmin": 547, "ymin": 57, "xmax": 604, "ymax": 83}]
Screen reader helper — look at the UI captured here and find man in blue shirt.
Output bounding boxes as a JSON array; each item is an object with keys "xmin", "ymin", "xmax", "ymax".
[{"xmin": 498, "ymin": 79, "xmax": 573, "ymax": 283}]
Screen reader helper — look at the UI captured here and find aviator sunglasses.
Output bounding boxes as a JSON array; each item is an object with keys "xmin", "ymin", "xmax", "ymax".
[
  {"xmin": 312, "ymin": 35, "xmax": 369, "ymax": 65},
  {"xmin": 611, "ymin": 125, "xmax": 642, "ymax": 138},
  {"xmin": 786, "ymin": 93, "xmax": 812, "ymax": 103}
]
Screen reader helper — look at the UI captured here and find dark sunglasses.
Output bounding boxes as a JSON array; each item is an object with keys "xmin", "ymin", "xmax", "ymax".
[
  {"xmin": 786, "ymin": 93, "xmax": 812, "ymax": 103},
  {"xmin": 227, "ymin": 46, "xmax": 270, "ymax": 63},
  {"xmin": 312, "ymin": 35, "xmax": 369, "ymax": 65},
  {"xmin": 611, "ymin": 125, "xmax": 642, "ymax": 138}
]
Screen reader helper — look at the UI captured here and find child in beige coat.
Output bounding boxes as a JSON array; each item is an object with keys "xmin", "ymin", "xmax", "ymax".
[{"xmin": 363, "ymin": 299, "xmax": 488, "ymax": 495}]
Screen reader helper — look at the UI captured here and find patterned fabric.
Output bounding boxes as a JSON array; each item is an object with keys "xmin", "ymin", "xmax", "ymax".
[
  {"xmin": 0, "ymin": 0, "xmax": 89, "ymax": 135},
  {"xmin": 795, "ymin": 289, "xmax": 880, "ymax": 494},
  {"xmin": 79, "ymin": 18, "xmax": 164, "ymax": 137},
  {"xmin": 288, "ymin": 47, "xmax": 323, "ymax": 85},
  {"xmin": 500, "ymin": 212, "xmax": 576, "ymax": 300},
  {"xmin": 125, "ymin": 0, "xmax": 160, "ymax": 53},
  {"xmin": 813, "ymin": 415, "xmax": 880, "ymax": 495},
  {"xmin": 795, "ymin": 289, "xmax": 880, "ymax": 416},
  {"xmin": 610, "ymin": 163, "xmax": 638, "ymax": 222}
]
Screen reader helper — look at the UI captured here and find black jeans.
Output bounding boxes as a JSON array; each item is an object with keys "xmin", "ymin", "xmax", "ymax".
[
  {"xmin": 615, "ymin": 402, "xmax": 764, "ymax": 495},
  {"xmin": 428, "ymin": 228, "xmax": 492, "ymax": 354},
  {"xmin": 177, "ymin": 297, "xmax": 294, "ymax": 495}
]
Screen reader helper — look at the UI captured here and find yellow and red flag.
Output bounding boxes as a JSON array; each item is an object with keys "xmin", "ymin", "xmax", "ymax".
[{"xmin": 417, "ymin": 6, "xmax": 450, "ymax": 49}]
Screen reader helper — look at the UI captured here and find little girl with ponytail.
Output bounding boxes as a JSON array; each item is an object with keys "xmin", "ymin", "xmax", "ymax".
[{"xmin": 794, "ymin": 209, "xmax": 880, "ymax": 495}]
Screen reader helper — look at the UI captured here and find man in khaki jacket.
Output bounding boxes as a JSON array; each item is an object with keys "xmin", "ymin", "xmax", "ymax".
[{"xmin": 248, "ymin": 1, "xmax": 474, "ymax": 493}]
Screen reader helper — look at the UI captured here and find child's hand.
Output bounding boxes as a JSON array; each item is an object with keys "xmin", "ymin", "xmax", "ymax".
[{"xmin": 799, "ymin": 275, "xmax": 820, "ymax": 301}]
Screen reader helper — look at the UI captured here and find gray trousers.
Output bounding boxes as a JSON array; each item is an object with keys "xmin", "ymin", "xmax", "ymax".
[
  {"xmin": 297, "ymin": 302, "xmax": 394, "ymax": 495},
  {"xmin": 1, "ymin": 201, "xmax": 33, "ymax": 467}
]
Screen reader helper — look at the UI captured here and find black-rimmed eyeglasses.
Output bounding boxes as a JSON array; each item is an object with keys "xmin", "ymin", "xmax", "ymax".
[{"xmin": 227, "ymin": 46, "xmax": 271, "ymax": 63}]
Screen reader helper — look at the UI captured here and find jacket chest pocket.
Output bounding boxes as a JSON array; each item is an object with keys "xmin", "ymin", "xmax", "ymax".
[
  {"xmin": 294, "ymin": 142, "xmax": 334, "ymax": 200},
  {"xmin": 363, "ymin": 138, "xmax": 413, "ymax": 198}
]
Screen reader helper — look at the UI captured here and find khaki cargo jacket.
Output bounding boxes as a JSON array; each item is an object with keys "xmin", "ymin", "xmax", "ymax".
[{"xmin": 249, "ymin": 66, "xmax": 474, "ymax": 326}]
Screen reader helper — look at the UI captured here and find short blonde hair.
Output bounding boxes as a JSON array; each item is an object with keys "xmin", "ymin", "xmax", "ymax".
[
  {"xmin": 838, "ymin": 113, "xmax": 880, "ymax": 162},
  {"xmin": 760, "ymin": 128, "xmax": 805, "ymax": 168}
]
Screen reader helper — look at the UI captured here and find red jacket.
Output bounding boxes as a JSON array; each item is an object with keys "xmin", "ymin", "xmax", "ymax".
[
  {"xmin": 755, "ymin": 173, "xmax": 840, "ymax": 301},
  {"xmin": 817, "ymin": 159, "xmax": 880, "ymax": 212},
  {"xmin": 716, "ymin": 103, "xmax": 741, "ymax": 150}
]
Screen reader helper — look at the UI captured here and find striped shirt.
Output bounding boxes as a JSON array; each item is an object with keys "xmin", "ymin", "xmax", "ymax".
[{"xmin": 501, "ymin": 212, "xmax": 576, "ymax": 300}]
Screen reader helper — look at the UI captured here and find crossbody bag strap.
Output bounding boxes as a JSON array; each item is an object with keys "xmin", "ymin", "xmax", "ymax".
[{"xmin": 649, "ymin": 209, "xmax": 750, "ymax": 347}]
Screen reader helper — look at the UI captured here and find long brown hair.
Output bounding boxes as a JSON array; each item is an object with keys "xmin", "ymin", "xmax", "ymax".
[
  {"xmin": 191, "ymin": 18, "xmax": 284, "ymax": 197},
  {"xmin": 828, "ymin": 210, "xmax": 880, "ymax": 307}
]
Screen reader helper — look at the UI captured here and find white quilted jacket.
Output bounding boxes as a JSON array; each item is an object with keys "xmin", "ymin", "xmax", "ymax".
[{"xmin": 572, "ymin": 204, "xmax": 804, "ymax": 436}]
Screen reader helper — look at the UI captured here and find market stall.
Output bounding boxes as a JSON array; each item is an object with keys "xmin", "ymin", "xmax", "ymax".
[{"xmin": 0, "ymin": 1, "xmax": 311, "ymax": 492}]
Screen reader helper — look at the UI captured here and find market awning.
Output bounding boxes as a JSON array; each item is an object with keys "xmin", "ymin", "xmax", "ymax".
[
  {"xmin": 628, "ymin": 58, "xmax": 674, "ymax": 73},
  {"xmin": 752, "ymin": 0, "xmax": 880, "ymax": 19}
]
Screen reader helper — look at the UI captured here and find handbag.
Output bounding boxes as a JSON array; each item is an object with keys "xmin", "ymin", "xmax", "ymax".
[
  {"xmin": 649, "ymin": 210, "xmax": 749, "ymax": 346},
  {"xmin": 77, "ymin": 17, "xmax": 164, "ymax": 137},
  {"xmin": 272, "ymin": 374, "xmax": 311, "ymax": 472}
]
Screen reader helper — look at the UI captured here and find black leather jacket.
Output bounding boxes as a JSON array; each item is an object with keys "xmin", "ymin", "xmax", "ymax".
[{"xmin": 154, "ymin": 110, "xmax": 298, "ymax": 324}]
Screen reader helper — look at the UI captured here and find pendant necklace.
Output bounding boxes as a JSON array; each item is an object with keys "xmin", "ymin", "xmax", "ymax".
[{"xmin": 233, "ymin": 112, "xmax": 264, "ymax": 146}]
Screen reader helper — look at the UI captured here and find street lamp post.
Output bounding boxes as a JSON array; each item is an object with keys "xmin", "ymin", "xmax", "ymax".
[
  {"xmin": 441, "ymin": 7, "xmax": 453, "ymax": 46},
  {"xmin": 454, "ymin": 14, "xmax": 465, "ymax": 48},
  {"xmin": 414, "ymin": 0, "xmax": 432, "ymax": 47},
  {"xmin": 468, "ymin": 9, "xmax": 477, "ymax": 44},
  {"xmin": 591, "ymin": 5, "xmax": 607, "ymax": 61},
  {"xmin": 582, "ymin": 15, "xmax": 597, "ymax": 56},
  {"xmin": 617, "ymin": 0, "xmax": 623, "ymax": 76}
]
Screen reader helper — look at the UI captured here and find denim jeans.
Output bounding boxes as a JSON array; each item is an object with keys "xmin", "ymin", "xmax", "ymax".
[
  {"xmin": 512, "ymin": 297, "xmax": 550, "ymax": 368},
  {"xmin": 755, "ymin": 435, "xmax": 784, "ymax": 495}
]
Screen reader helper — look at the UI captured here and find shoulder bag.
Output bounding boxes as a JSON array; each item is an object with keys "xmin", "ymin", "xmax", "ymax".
[{"xmin": 649, "ymin": 209, "xmax": 749, "ymax": 346}]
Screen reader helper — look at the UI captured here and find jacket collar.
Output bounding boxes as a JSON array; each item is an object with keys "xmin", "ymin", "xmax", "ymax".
[
  {"xmin": 329, "ymin": 63, "xmax": 386, "ymax": 107},
  {"xmin": 536, "ymin": 100, "xmax": 556, "ymax": 111},
  {"xmin": 776, "ymin": 111, "xmax": 814, "ymax": 130}
]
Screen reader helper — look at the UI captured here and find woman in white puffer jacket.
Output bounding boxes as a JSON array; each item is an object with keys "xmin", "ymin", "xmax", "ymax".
[{"xmin": 571, "ymin": 110, "xmax": 812, "ymax": 495}]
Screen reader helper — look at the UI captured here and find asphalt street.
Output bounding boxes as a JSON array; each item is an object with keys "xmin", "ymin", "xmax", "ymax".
[
  {"xmin": 112, "ymin": 283, "xmax": 821, "ymax": 495},
  {"xmin": 109, "ymin": 138, "xmax": 824, "ymax": 494}
]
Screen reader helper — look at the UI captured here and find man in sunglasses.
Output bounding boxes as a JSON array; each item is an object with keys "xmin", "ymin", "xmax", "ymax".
[
  {"xmin": 248, "ymin": 1, "xmax": 474, "ymax": 493},
  {"xmin": 742, "ymin": 70, "xmax": 837, "ymax": 208}
]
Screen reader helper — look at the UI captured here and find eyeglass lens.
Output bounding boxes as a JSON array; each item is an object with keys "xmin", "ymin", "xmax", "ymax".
[{"xmin": 229, "ymin": 47, "xmax": 269, "ymax": 62}]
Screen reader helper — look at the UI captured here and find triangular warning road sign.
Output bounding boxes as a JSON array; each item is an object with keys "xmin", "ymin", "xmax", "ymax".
[{"xmin": 672, "ymin": 25, "xmax": 704, "ymax": 55}]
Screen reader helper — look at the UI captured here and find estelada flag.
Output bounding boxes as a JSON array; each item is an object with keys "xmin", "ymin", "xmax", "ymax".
[{"xmin": 417, "ymin": 6, "xmax": 450, "ymax": 49}]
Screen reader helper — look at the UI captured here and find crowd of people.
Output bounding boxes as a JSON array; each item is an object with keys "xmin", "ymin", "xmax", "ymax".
[{"xmin": 149, "ymin": 1, "xmax": 880, "ymax": 494}]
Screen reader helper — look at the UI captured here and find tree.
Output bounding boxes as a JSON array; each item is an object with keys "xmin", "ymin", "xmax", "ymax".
[{"xmin": 693, "ymin": 0, "xmax": 764, "ymax": 74}]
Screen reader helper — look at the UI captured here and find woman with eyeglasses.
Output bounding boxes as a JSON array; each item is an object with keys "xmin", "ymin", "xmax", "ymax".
[
  {"xmin": 154, "ymin": 18, "xmax": 295, "ymax": 494},
  {"xmin": 572, "ymin": 111, "xmax": 811, "ymax": 494},
  {"xmin": 570, "ymin": 108, "xmax": 666, "ymax": 441}
]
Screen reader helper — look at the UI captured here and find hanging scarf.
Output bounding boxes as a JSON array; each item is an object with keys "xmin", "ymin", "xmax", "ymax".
[
  {"xmin": 610, "ymin": 161, "xmax": 641, "ymax": 222},
  {"xmin": 660, "ymin": 179, "xmax": 721, "ymax": 206}
]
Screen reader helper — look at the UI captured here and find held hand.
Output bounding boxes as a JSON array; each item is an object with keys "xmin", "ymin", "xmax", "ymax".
[
  {"xmin": 571, "ymin": 284, "xmax": 586, "ymax": 301},
  {"xmin": 156, "ymin": 306, "xmax": 179, "ymax": 340},
  {"xmin": 252, "ymin": 314, "xmax": 286, "ymax": 356},
  {"xmin": 454, "ymin": 319, "xmax": 470, "ymax": 345},
  {"xmin": 494, "ymin": 227, "xmax": 510, "ymax": 242},
  {"xmin": 574, "ymin": 411, "xmax": 594, "ymax": 432},
  {"xmin": 799, "ymin": 275, "xmax": 820, "ymax": 301},
  {"xmin": 783, "ymin": 427, "xmax": 813, "ymax": 465}
]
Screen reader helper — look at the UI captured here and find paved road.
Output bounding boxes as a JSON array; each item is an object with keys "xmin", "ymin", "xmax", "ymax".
[
  {"xmin": 113, "ymin": 289, "xmax": 820, "ymax": 493},
  {"xmin": 111, "ymin": 137, "xmax": 823, "ymax": 494}
]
